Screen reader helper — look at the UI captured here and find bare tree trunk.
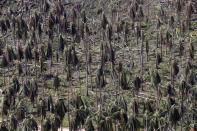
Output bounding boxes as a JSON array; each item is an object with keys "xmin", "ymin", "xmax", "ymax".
[
  {"xmin": 85, "ymin": 46, "xmax": 89, "ymax": 96},
  {"xmin": 68, "ymin": 81, "xmax": 71, "ymax": 131},
  {"xmin": 25, "ymin": 59, "xmax": 27, "ymax": 81},
  {"xmin": 3, "ymin": 68, "xmax": 5, "ymax": 86},
  {"xmin": 35, "ymin": 61, "xmax": 37, "ymax": 80}
]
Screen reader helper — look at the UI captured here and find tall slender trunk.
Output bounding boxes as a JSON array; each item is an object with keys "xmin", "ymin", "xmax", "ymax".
[
  {"xmin": 89, "ymin": 62, "xmax": 93, "ymax": 91},
  {"xmin": 140, "ymin": 32, "xmax": 144, "ymax": 90},
  {"xmin": 99, "ymin": 76, "xmax": 102, "ymax": 111},
  {"xmin": 160, "ymin": 32, "xmax": 163, "ymax": 59},
  {"xmin": 86, "ymin": 52, "xmax": 89, "ymax": 96},
  {"xmin": 3, "ymin": 68, "xmax": 5, "ymax": 85},
  {"xmin": 25, "ymin": 59, "xmax": 27, "ymax": 81},
  {"xmin": 35, "ymin": 61, "xmax": 37, "ymax": 80},
  {"xmin": 68, "ymin": 81, "xmax": 71, "ymax": 131}
]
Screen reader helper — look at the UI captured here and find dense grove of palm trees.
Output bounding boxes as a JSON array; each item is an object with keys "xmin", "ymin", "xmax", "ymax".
[{"xmin": 0, "ymin": 0, "xmax": 197, "ymax": 130}]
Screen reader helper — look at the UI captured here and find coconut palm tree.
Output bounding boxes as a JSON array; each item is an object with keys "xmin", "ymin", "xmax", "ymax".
[
  {"xmin": 54, "ymin": 99, "xmax": 67, "ymax": 130},
  {"xmin": 70, "ymin": 107, "xmax": 89, "ymax": 131},
  {"xmin": 53, "ymin": 73, "xmax": 60, "ymax": 92},
  {"xmin": 50, "ymin": 114, "xmax": 61, "ymax": 131},
  {"xmin": 42, "ymin": 118, "xmax": 51, "ymax": 131},
  {"xmin": 1, "ymin": 54, "xmax": 9, "ymax": 85},
  {"xmin": 9, "ymin": 114, "xmax": 18, "ymax": 131},
  {"xmin": 127, "ymin": 115, "xmax": 141, "ymax": 131},
  {"xmin": 0, "ymin": 121, "xmax": 9, "ymax": 131},
  {"xmin": 47, "ymin": 95, "xmax": 54, "ymax": 113},
  {"xmin": 29, "ymin": 79, "xmax": 38, "ymax": 106},
  {"xmin": 85, "ymin": 116, "xmax": 95, "ymax": 131},
  {"xmin": 169, "ymin": 105, "xmax": 181, "ymax": 131},
  {"xmin": 150, "ymin": 69, "xmax": 161, "ymax": 106},
  {"xmin": 120, "ymin": 71, "xmax": 130, "ymax": 90},
  {"xmin": 22, "ymin": 116, "xmax": 38, "ymax": 131}
]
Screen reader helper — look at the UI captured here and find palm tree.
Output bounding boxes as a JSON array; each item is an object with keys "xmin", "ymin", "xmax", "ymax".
[
  {"xmin": 127, "ymin": 115, "xmax": 141, "ymax": 131},
  {"xmin": 46, "ymin": 42, "xmax": 53, "ymax": 74},
  {"xmin": 54, "ymin": 99, "xmax": 67, "ymax": 130},
  {"xmin": 53, "ymin": 73, "xmax": 60, "ymax": 92},
  {"xmin": 70, "ymin": 107, "xmax": 89, "ymax": 131},
  {"xmin": 1, "ymin": 54, "xmax": 9, "ymax": 85},
  {"xmin": 58, "ymin": 34, "xmax": 65, "ymax": 56},
  {"xmin": 24, "ymin": 44, "xmax": 33, "ymax": 78},
  {"xmin": 50, "ymin": 114, "xmax": 61, "ymax": 131},
  {"xmin": 0, "ymin": 121, "xmax": 9, "ymax": 131},
  {"xmin": 16, "ymin": 61, "xmax": 23, "ymax": 77},
  {"xmin": 85, "ymin": 116, "xmax": 95, "ymax": 131},
  {"xmin": 29, "ymin": 79, "xmax": 38, "ymax": 106},
  {"xmin": 42, "ymin": 118, "xmax": 51, "ymax": 131},
  {"xmin": 9, "ymin": 114, "xmax": 18, "ymax": 131},
  {"xmin": 22, "ymin": 116, "xmax": 38, "ymax": 131},
  {"xmin": 150, "ymin": 69, "xmax": 161, "ymax": 106},
  {"xmin": 2, "ymin": 93, "xmax": 11, "ymax": 120},
  {"xmin": 185, "ymin": 1, "xmax": 195, "ymax": 30},
  {"xmin": 169, "ymin": 105, "xmax": 181, "ymax": 131},
  {"xmin": 33, "ymin": 47, "xmax": 39, "ymax": 79},
  {"xmin": 133, "ymin": 76, "xmax": 142, "ymax": 97},
  {"xmin": 120, "ymin": 71, "xmax": 130, "ymax": 90},
  {"xmin": 172, "ymin": 60, "xmax": 179, "ymax": 88},
  {"xmin": 37, "ymin": 98, "xmax": 47, "ymax": 130},
  {"xmin": 47, "ymin": 95, "xmax": 54, "ymax": 113},
  {"xmin": 149, "ymin": 110, "xmax": 162, "ymax": 131}
]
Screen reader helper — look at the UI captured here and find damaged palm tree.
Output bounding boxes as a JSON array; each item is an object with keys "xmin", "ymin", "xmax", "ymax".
[
  {"xmin": 150, "ymin": 69, "xmax": 161, "ymax": 107},
  {"xmin": 133, "ymin": 76, "xmax": 142, "ymax": 97},
  {"xmin": 95, "ymin": 65, "xmax": 105, "ymax": 109},
  {"xmin": 54, "ymin": 99, "xmax": 67, "ymax": 131},
  {"xmin": 120, "ymin": 71, "xmax": 130, "ymax": 90},
  {"xmin": 185, "ymin": 1, "xmax": 195, "ymax": 30},
  {"xmin": 169, "ymin": 105, "xmax": 181, "ymax": 130},
  {"xmin": 53, "ymin": 73, "xmax": 60, "ymax": 93},
  {"xmin": 33, "ymin": 47, "xmax": 39, "ymax": 79},
  {"xmin": 101, "ymin": 13, "xmax": 108, "ymax": 40},
  {"xmin": 171, "ymin": 60, "xmax": 179, "ymax": 87},
  {"xmin": 1, "ymin": 54, "xmax": 9, "ymax": 85},
  {"xmin": 24, "ymin": 44, "xmax": 32, "ymax": 77},
  {"xmin": 46, "ymin": 42, "xmax": 53, "ymax": 74}
]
